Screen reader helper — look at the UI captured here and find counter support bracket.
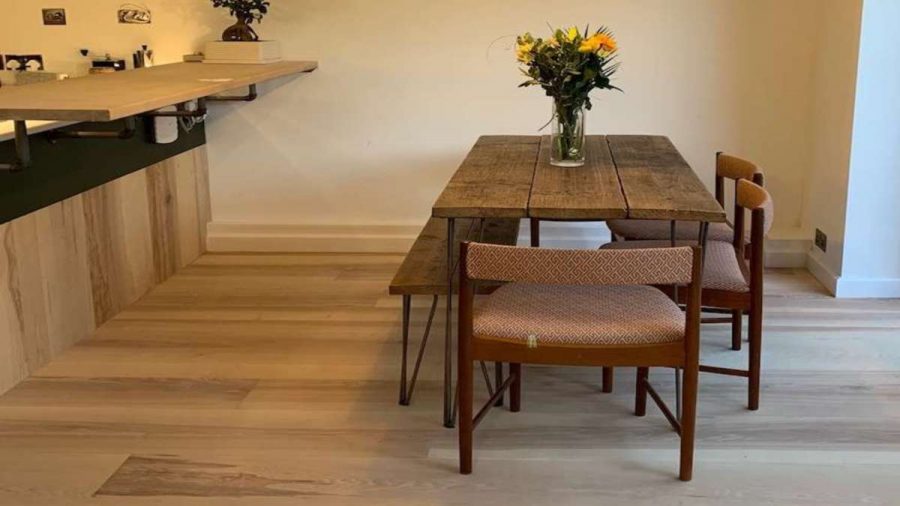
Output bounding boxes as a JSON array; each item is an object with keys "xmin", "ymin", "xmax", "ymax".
[
  {"xmin": 48, "ymin": 117, "xmax": 137, "ymax": 142},
  {"xmin": 207, "ymin": 84, "xmax": 258, "ymax": 103},
  {"xmin": 0, "ymin": 121, "xmax": 32, "ymax": 172},
  {"xmin": 141, "ymin": 98, "xmax": 209, "ymax": 118}
]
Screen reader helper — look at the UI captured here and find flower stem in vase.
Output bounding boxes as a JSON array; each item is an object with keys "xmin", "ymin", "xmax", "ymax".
[{"xmin": 551, "ymin": 103, "xmax": 586, "ymax": 167}]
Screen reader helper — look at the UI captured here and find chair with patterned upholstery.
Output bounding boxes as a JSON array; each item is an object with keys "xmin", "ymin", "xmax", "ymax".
[
  {"xmin": 607, "ymin": 153, "xmax": 764, "ymax": 244},
  {"xmin": 608, "ymin": 153, "xmax": 763, "ymax": 355},
  {"xmin": 601, "ymin": 180, "xmax": 773, "ymax": 410},
  {"xmin": 457, "ymin": 243, "xmax": 704, "ymax": 481}
]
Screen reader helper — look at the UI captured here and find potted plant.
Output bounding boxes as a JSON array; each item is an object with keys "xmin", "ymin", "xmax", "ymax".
[
  {"xmin": 516, "ymin": 26, "xmax": 621, "ymax": 167},
  {"xmin": 212, "ymin": 0, "xmax": 271, "ymax": 42}
]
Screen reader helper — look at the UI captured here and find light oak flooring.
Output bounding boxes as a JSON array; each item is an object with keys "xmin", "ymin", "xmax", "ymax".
[{"xmin": 1, "ymin": 253, "xmax": 899, "ymax": 505}]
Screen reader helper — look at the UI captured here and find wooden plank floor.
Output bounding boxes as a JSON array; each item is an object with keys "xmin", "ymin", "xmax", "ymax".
[{"xmin": 1, "ymin": 253, "xmax": 899, "ymax": 505}]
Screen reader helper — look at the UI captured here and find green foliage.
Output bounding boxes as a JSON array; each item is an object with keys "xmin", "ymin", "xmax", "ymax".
[
  {"xmin": 516, "ymin": 25, "xmax": 621, "ymax": 114},
  {"xmin": 211, "ymin": 0, "xmax": 270, "ymax": 23}
]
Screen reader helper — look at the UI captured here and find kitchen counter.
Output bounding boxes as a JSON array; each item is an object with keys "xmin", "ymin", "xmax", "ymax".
[{"xmin": 0, "ymin": 60, "xmax": 318, "ymax": 122}]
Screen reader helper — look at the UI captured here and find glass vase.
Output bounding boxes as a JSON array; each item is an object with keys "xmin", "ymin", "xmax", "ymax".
[{"xmin": 551, "ymin": 103, "xmax": 586, "ymax": 167}]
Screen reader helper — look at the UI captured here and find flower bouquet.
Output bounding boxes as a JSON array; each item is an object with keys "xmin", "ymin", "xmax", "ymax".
[{"xmin": 517, "ymin": 26, "xmax": 621, "ymax": 167}]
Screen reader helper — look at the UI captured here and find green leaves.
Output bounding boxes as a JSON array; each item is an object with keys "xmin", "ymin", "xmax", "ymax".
[{"xmin": 211, "ymin": 0, "xmax": 271, "ymax": 23}]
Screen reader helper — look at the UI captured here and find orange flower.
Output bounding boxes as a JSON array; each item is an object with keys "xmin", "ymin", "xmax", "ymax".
[{"xmin": 579, "ymin": 33, "xmax": 618, "ymax": 54}]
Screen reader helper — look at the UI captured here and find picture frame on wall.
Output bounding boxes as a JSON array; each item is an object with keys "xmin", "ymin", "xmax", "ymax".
[
  {"xmin": 118, "ymin": 3, "xmax": 152, "ymax": 24},
  {"xmin": 4, "ymin": 55, "xmax": 45, "ymax": 71},
  {"xmin": 42, "ymin": 8, "xmax": 67, "ymax": 26}
]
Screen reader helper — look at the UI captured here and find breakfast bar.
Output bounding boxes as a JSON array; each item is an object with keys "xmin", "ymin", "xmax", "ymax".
[{"xmin": 0, "ymin": 60, "xmax": 316, "ymax": 392}]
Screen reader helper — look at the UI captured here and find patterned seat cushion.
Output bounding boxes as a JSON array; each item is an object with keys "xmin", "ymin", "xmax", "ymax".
[
  {"xmin": 601, "ymin": 240, "xmax": 749, "ymax": 293},
  {"xmin": 607, "ymin": 219, "xmax": 736, "ymax": 242},
  {"xmin": 474, "ymin": 284, "xmax": 685, "ymax": 347}
]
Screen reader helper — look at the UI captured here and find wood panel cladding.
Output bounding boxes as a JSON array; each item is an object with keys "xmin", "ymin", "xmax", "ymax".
[{"xmin": 0, "ymin": 146, "xmax": 210, "ymax": 393}]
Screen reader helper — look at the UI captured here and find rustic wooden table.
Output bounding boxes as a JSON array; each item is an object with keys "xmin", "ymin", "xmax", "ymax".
[{"xmin": 431, "ymin": 134, "xmax": 726, "ymax": 427}]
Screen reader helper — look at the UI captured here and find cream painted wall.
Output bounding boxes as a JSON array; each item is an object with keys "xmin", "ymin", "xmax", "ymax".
[
  {"xmin": 2, "ymin": 1, "xmax": 832, "ymax": 248},
  {"xmin": 803, "ymin": 0, "xmax": 863, "ymax": 288}
]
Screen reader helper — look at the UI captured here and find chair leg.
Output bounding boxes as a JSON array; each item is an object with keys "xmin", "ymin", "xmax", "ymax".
[
  {"xmin": 510, "ymin": 363, "xmax": 522, "ymax": 412},
  {"xmin": 679, "ymin": 364, "xmax": 699, "ymax": 482},
  {"xmin": 635, "ymin": 367, "xmax": 649, "ymax": 416},
  {"xmin": 530, "ymin": 218, "xmax": 540, "ymax": 248},
  {"xmin": 731, "ymin": 309, "xmax": 743, "ymax": 351},
  {"xmin": 602, "ymin": 367, "xmax": 614, "ymax": 393},
  {"xmin": 748, "ymin": 305, "xmax": 763, "ymax": 411},
  {"xmin": 458, "ymin": 348, "xmax": 474, "ymax": 474}
]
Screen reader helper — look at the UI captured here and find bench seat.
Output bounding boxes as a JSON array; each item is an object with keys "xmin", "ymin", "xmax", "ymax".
[{"xmin": 389, "ymin": 218, "xmax": 520, "ymax": 296}]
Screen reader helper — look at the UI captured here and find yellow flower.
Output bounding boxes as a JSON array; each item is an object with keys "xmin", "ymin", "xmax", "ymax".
[
  {"xmin": 516, "ymin": 42, "xmax": 535, "ymax": 63},
  {"xmin": 515, "ymin": 33, "xmax": 536, "ymax": 63},
  {"xmin": 566, "ymin": 26, "xmax": 580, "ymax": 42},
  {"xmin": 547, "ymin": 36, "xmax": 559, "ymax": 48}
]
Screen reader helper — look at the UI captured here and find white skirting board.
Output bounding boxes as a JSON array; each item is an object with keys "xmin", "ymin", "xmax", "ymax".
[
  {"xmin": 807, "ymin": 252, "xmax": 900, "ymax": 298},
  {"xmin": 206, "ymin": 221, "xmax": 809, "ymax": 268},
  {"xmin": 206, "ymin": 222, "xmax": 421, "ymax": 253}
]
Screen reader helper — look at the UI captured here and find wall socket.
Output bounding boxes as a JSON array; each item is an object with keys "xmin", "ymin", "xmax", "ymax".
[{"xmin": 815, "ymin": 229, "xmax": 828, "ymax": 252}]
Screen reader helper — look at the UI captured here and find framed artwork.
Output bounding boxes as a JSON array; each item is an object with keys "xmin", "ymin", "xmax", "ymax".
[
  {"xmin": 42, "ymin": 8, "xmax": 67, "ymax": 26},
  {"xmin": 118, "ymin": 3, "xmax": 152, "ymax": 24},
  {"xmin": 4, "ymin": 55, "xmax": 45, "ymax": 71}
]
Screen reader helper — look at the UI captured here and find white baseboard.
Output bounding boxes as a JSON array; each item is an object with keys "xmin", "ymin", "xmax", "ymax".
[
  {"xmin": 206, "ymin": 221, "xmax": 614, "ymax": 253},
  {"xmin": 835, "ymin": 276, "xmax": 900, "ymax": 298},
  {"xmin": 207, "ymin": 223, "xmax": 422, "ymax": 253},
  {"xmin": 805, "ymin": 251, "xmax": 839, "ymax": 295},
  {"xmin": 804, "ymin": 251, "xmax": 900, "ymax": 298},
  {"xmin": 765, "ymin": 239, "xmax": 810, "ymax": 268},
  {"xmin": 208, "ymin": 222, "xmax": 810, "ymax": 269}
]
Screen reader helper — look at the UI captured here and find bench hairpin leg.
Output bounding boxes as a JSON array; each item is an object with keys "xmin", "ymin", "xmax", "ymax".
[
  {"xmin": 444, "ymin": 217, "xmax": 456, "ymax": 428},
  {"xmin": 399, "ymin": 295, "xmax": 412, "ymax": 405},
  {"xmin": 494, "ymin": 362, "xmax": 504, "ymax": 407},
  {"xmin": 401, "ymin": 295, "xmax": 439, "ymax": 406},
  {"xmin": 480, "ymin": 361, "xmax": 495, "ymax": 398},
  {"xmin": 675, "ymin": 367, "xmax": 682, "ymax": 421}
]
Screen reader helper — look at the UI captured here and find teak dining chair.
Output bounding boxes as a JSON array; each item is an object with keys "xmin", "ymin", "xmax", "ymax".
[
  {"xmin": 602, "ymin": 180, "xmax": 773, "ymax": 410},
  {"xmin": 609, "ymin": 154, "xmax": 763, "ymax": 353},
  {"xmin": 458, "ymin": 243, "xmax": 704, "ymax": 481},
  {"xmin": 607, "ymin": 153, "xmax": 764, "ymax": 245}
]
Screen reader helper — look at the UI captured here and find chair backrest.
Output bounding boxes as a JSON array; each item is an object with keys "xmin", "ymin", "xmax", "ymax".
[
  {"xmin": 735, "ymin": 180, "xmax": 773, "ymax": 291},
  {"xmin": 716, "ymin": 153, "xmax": 764, "ymax": 204},
  {"xmin": 462, "ymin": 243, "xmax": 697, "ymax": 287},
  {"xmin": 716, "ymin": 153, "xmax": 765, "ymax": 247},
  {"xmin": 717, "ymin": 153, "xmax": 761, "ymax": 183},
  {"xmin": 736, "ymin": 179, "xmax": 774, "ymax": 237}
]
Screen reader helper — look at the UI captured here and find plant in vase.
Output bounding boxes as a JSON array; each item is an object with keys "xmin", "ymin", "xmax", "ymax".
[
  {"xmin": 212, "ymin": 0, "xmax": 271, "ymax": 41},
  {"xmin": 517, "ymin": 26, "xmax": 621, "ymax": 167}
]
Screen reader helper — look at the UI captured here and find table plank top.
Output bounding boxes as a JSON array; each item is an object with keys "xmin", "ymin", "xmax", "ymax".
[
  {"xmin": 432, "ymin": 136, "xmax": 540, "ymax": 219},
  {"xmin": 0, "ymin": 61, "xmax": 318, "ymax": 122},
  {"xmin": 529, "ymin": 135, "xmax": 628, "ymax": 220},
  {"xmin": 433, "ymin": 134, "xmax": 725, "ymax": 224},
  {"xmin": 608, "ymin": 135, "xmax": 725, "ymax": 222}
]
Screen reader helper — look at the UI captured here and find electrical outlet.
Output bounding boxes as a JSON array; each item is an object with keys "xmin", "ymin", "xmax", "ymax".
[{"xmin": 815, "ymin": 229, "xmax": 827, "ymax": 252}]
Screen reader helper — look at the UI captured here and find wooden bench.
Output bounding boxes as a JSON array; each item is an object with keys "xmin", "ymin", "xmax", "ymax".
[{"xmin": 390, "ymin": 217, "xmax": 520, "ymax": 406}]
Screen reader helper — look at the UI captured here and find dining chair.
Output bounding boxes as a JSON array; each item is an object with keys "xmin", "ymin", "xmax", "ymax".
[
  {"xmin": 601, "ymin": 180, "xmax": 773, "ymax": 410},
  {"xmin": 606, "ymin": 153, "xmax": 764, "ymax": 244},
  {"xmin": 609, "ymin": 153, "xmax": 763, "ymax": 355},
  {"xmin": 458, "ymin": 243, "xmax": 704, "ymax": 481}
]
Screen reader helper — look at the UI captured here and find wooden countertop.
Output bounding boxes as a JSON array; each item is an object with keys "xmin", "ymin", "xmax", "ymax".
[{"xmin": 0, "ymin": 61, "xmax": 318, "ymax": 122}]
